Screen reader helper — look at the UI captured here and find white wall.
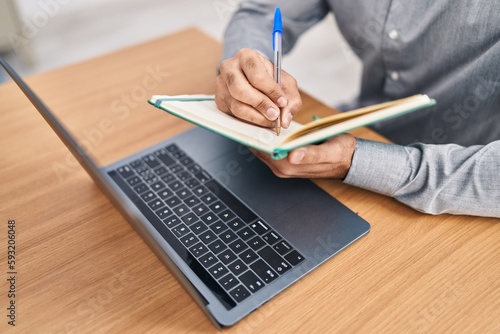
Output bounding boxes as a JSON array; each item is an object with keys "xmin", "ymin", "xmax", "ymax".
[{"xmin": 5, "ymin": 0, "xmax": 361, "ymax": 107}]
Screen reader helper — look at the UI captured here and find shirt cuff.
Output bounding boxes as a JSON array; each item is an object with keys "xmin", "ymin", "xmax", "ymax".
[{"xmin": 343, "ymin": 139, "xmax": 409, "ymax": 197}]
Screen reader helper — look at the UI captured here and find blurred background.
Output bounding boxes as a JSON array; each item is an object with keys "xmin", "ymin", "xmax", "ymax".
[{"xmin": 0, "ymin": 0, "xmax": 361, "ymax": 107}]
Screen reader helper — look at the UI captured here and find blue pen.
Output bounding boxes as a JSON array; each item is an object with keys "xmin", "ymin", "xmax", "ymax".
[{"xmin": 273, "ymin": 7, "xmax": 282, "ymax": 136}]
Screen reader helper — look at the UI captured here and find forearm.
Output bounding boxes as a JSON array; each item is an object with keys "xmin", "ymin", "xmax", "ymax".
[{"xmin": 344, "ymin": 139, "xmax": 500, "ymax": 218}]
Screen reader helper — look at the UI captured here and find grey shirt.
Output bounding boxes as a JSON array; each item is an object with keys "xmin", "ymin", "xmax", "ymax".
[{"xmin": 222, "ymin": 0, "xmax": 500, "ymax": 217}]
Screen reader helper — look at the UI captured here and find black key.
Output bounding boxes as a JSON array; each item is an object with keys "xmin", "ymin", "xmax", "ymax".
[
  {"xmin": 284, "ymin": 250, "xmax": 305, "ymax": 266},
  {"xmin": 171, "ymin": 223, "xmax": 189, "ymax": 238},
  {"xmin": 161, "ymin": 173, "xmax": 175, "ymax": 183},
  {"xmin": 218, "ymin": 249, "xmax": 237, "ymax": 265},
  {"xmin": 199, "ymin": 252, "xmax": 218, "ymax": 268},
  {"xmin": 219, "ymin": 273, "xmax": 238, "ymax": 291},
  {"xmin": 153, "ymin": 166, "xmax": 168, "ymax": 176},
  {"xmin": 140, "ymin": 190, "xmax": 156, "ymax": 202},
  {"xmin": 220, "ymin": 230, "xmax": 238, "ymax": 244},
  {"xmin": 227, "ymin": 218, "xmax": 245, "ymax": 232},
  {"xmin": 169, "ymin": 164, "xmax": 183, "ymax": 174},
  {"xmin": 129, "ymin": 159, "xmax": 144, "ymax": 170},
  {"xmin": 181, "ymin": 212, "xmax": 198, "ymax": 226},
  {"xmin": 193, "ymin": 186, "xmax": 209, "ymax": 197},
  {"xmin": 150, "ymin": 181, "xmax": 166, "ymax": 192},
  {"xmin": 172, "ymin": 150, "xmax": 186, "ymax": 159},
  {"xmin": 185, "ymin": 178, "xmax": 200, "ymax": 189},
  {"xmin": 209, "ymin": 201, "xmax": 226, "ymax": 214},
  {"xmin": 164, "ymin": 195, "xmax": 182, "ymax": 208},
  {"xmin": 168, "ymin": 180, "xmax": 183, "ymax": 191},
  {"xmin": 173, "ymin": 204, "xmax": 189, "ymax": 217},
  {"xmin": 192, "ymin": 203, "xmax": 210, "ymax": 216},
  {"xmin": 190, "ymin": 221, "xmax": 208, "ymax": 235},
  {"xmin": 208, "ymin": 263, "xmax": 229, "ymax": 279},
  {"xmin": 274, "ymin": 240, "xmax": 293, "ymax": 256},
  {"xmin": 229, "ymin": 285, "xmax": 251, "ymax": 303},
  {"xmin": 177, "ymin": 171, "xmax": 191, "ymax": 181},
  {"xmin": 147, "ymin": 199, "xmax": 164, "ymax": 211},
  {"xmin": 209, "ymin": 220, "xmax": 228, "ymax": 234},
  {"xmin": 187, "ymin": 163, "xmax": 202, "ymax": 174},
  {"xmin": 189, "ymin": 242, "xmax": 209, "ymax": 257},
  {"xmin": 200, "ymin": 193, "xmax": 216, "ymax": 205},
  {"xmin": 250, "ymin": 260, "xmax": 278, "ymax": 284},
  {"xmin": 179, "ymin": 156, "xmax": 193, "ymax": 166},
  {"xmin": 218, "ymin": 209, "xmax": 236, "ymax": 223},
  {"xmin": 163, "ymin": 215, "xmax": 181, "ymax": 229},
  {"xmin": 166, "ymin": 144, "xmax": 179, "ymax": 153},
  {"xmin": 205, "ymin": 179, "xmax": 258, "ymax": 223},
  {"xmin": 240, "ymin": 249, "xmax": 259, "ymax": 265},
  {"xmin": 133, "ymin": 183, "xmax": 148, "ymax": 194},
  {"xmin": 158, "ymin": 188, "xmax": 174, "ymax": 200},
  {"xmin": 263, "ymin": 231, "xmax": 281, "ymax": 245},
  {"xmin": 176, "ymin": 188, "xmax": 192, "ymax": 200},
  {"xmin": 133, "ymin": 162, "xmax": 148, "ymax": 172},
  {"xmin": 194, "ymin": 171, "xmax": 211, "ymax": 183},
  {"xmin": 228, "ymin": 239, "xmax": 248, "ymax": 254},
  {"xmin": 140, "ymin": 170, "xmax": 156, "ymax": 183},
  {"xmin": 143, "ymin": 154, "xmax": 160, "ymax": 169},
  {"xmin": 258, "ymin": 246, "xmax": 291, "ymax": 274},
  {"xmin": 208, "ymin": 239, "xmax": 227, "ymax": 255},
  {"xmin": 117, "ymin": 165, "xmax": 135, "ymax": 179},
  {"xmin": 237, "ymin": 227, "xmax": 256, "ymax": 241},
  {"xmin": 155, "ymin": 207, "xmax": 173, "ymax": 220},
  {"xmin": 184, "ymin": 196, "xmax": 201, "ymax": 207},
  {"xmin": 249, "ymin": 220, "xmax": 270, "ymax": 236},
  {"xmin": 239, "ymin": 271, "xmax": 264, "ymax": 293},
  {"xmin": 247, "ymin": 236, "xmax": 266, "ymax": 251},
  {"xmin": 200, "ymin": 212, "xmax": 218, "ymax": 225},
  {"xmin": 126, "ymin": 176, "xmax": 141, "ymax": 186},
  {"xmin": 227, "ymin": 259, "xmax": 247, "ymax": 276},
  {"xmin": 199, "ymin": 230, "xmax": 217, "ymax": 244},
  {"xmin": 180, "ymin": 233, "xmax": 199, "ymax": 248},
  {"xmin": 155, "ymin": 149, "xmax": 175, "ymax": 166}
]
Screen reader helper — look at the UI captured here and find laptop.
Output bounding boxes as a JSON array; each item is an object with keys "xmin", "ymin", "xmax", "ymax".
[{"xmin": 1, "ymin": 58, "xmax": 370, "ymax": 328}]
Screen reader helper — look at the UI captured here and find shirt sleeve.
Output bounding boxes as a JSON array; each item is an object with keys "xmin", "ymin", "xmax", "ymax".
[
  {"xmin": 222, "ymin": 0, "xmax": 329, "ymax": 60},
  {"xmin": 343, "ymin": 139, "xmax": 500, "ymax": 218}
]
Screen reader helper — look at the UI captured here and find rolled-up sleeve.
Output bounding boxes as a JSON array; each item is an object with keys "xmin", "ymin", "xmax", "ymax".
[{"xmin": 344, "ymin": 139, "xmax": 500, "ymax": 218}]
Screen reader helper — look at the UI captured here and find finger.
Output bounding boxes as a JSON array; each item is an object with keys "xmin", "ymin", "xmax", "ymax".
[
  {"xmin": 215, "ymin": 76, "xmax": 230, "ymax": 113},
  {"xmin": 280, "ymin": 73, "xmax": 302, "ymax": 128},
  {"xmin": 220, "ymin": 57, "xmax": 281, "ymax": 122},
  {"xmin": 226, "ymin": 98, "xmax": 274, "ymax": 127},
  {"xmin": 239, "ymin": 50, "xmax": 288, "ymax": 108}
]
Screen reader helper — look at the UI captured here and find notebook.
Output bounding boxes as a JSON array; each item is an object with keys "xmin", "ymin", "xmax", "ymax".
[
  {"xmin": 149, "ymin": 94, "xmax": 435, "ymax": 159},
  {"xmin": 1, "ymin": 58, "xmax": 370, "ymax": 328}
]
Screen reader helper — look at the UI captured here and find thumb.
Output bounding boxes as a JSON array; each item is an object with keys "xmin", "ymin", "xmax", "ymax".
[{"xmin": 288, "ymin": 146, "xmax": 328, "ymax": 164}]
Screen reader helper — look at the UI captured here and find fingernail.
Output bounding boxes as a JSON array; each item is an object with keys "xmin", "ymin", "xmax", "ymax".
[
  {"xmin": 283, "ymin": 113, "xmax": 293, "ymax": 127},
  {"xmin": 266, "ymin": 108, "xmax": 279, "ymax": 120},
  {"xmin": 277, "ymin": 97, "xmax": 287, "ymax": 108},
  {"xmin": 291, "ymin": 149, "xmax": 305, "ymax": 163}
]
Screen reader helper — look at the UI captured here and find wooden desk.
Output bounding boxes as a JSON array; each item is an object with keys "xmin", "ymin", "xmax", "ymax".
[{"xmin": 1, "ymin": 28, "xmax": 498, "ymax": 334}]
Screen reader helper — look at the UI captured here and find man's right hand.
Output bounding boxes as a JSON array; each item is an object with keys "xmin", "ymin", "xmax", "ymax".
[{"xmin": 215, "ymin": 48, "xmax": 302, "ymax": 129}]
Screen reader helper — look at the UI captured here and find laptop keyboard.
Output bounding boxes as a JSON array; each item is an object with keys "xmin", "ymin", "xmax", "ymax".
[{"xmin": 109, "ymin": 144, "xmax": 305, "ymax": 307}]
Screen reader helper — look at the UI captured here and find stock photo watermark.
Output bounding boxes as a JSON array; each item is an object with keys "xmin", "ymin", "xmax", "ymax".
[
  {"xmin": 409, "ymin": 278, "xmax": 463, "ymax": 333},
  {"xmin": 53, "ymin": 270, "xmax": 134, "ymax": 334},
  {"xmin": 8, "ymin": 0, "xmax": 74, "ymax": 52},
  {"xmin": 5, "ymin": 219, "xmax": 17, "ymax": 327},
  {"xmin": 213, "ymin": 0, "xmax": 240, "ymax": 22},
  {"xmin": 51, "ymin": 64, "xmax": 169, "ymax": 183}
]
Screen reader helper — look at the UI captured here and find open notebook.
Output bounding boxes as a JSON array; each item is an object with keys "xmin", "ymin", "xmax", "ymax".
[{"xmin": 149, "ymin": 94, "xmax": 435, "ymax": 159}]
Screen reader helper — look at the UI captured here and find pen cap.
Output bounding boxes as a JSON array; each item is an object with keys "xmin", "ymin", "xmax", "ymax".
[{"xmin": 273, "ymin": 8, "xmax": 282, "ymax": 34}]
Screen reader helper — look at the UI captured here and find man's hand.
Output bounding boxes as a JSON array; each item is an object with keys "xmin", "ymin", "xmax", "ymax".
[
  {"xmin": 216, "ymin": 48, "xmax": 302, "ymax": 129},
  {"xmin": 251, "ymin": 134, "xmax": 357, "ymax": 179}
]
